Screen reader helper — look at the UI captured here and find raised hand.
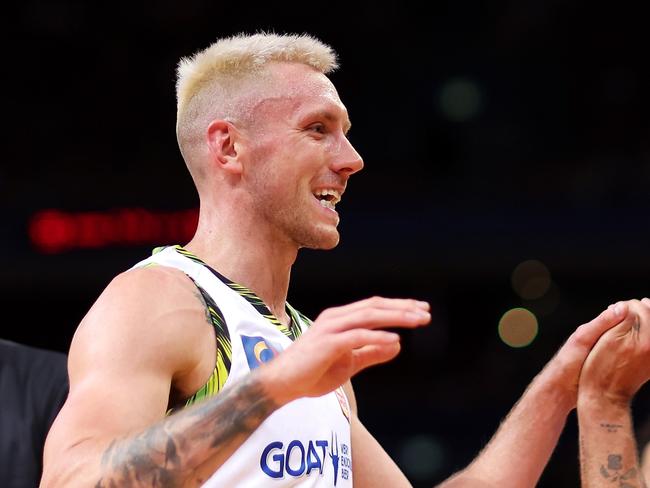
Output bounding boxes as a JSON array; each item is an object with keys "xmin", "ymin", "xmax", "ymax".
[
  {"xmin": 579, "ymin": 298, "xmax": 650, "ymax": 404},
  {"xmin": 528, "ymin": 302, "xmax": 630, "ymax": 412},
  {"xmin": 437, "ymin": 301, "xmax": 629, "ymax": 488},
  {"xmin": 577, "ymin": 298, "xmax": 650, "ymax": 488},
  {"xmin": 259, "ymin": 297, "xmax": 431, "ymax": 406}
]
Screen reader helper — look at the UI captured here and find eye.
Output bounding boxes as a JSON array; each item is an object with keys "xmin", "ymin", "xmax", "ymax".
[{"xmin": 308, "ymin": 123, "xmax": 326, "ymax": 134}]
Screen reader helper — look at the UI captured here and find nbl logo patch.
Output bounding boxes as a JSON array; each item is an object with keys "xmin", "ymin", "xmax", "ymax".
[{"xmin": 240, "ymin": 335, "xmax": 282, "ymax": 370}]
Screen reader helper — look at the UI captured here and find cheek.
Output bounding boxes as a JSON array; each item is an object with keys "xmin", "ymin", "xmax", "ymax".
[
  {"xmin": 247, "ymin": 138, "xmax": 324, "ymax": 195},
  {"xmin": 246, "ymin": 137, "xmax": 276, "ymax": 165},
  {"xmin": 244, "ymin": 142, "xmax": 283, "ymax": 183}
]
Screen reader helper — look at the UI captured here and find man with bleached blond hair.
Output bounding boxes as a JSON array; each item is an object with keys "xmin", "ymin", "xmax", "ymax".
[{"xmin": 40, "ymin": 32, "xmax": 645, "ymax": 487}]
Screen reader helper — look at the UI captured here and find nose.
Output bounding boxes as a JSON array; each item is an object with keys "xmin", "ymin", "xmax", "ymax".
[{"xmin": 330, "ymin": 136, "xmax": 364, "ymax": 176}]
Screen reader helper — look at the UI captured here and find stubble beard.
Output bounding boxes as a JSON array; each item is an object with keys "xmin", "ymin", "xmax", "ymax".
[
  {"xmin": 251, "ymin": 188, "xmax": 340, "ymax": 251},
  {"xmin": 247, "ymin": 152, "xmax": 340, "ymax": 251}
]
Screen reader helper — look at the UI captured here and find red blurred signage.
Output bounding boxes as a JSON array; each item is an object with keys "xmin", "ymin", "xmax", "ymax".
[{"xmin": 28, "ymin": 208, "xmax": 199, "ymax": 253}]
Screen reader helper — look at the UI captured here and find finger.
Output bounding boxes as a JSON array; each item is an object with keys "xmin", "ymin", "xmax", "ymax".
[
  {"xmin": 631, "ymin": 299, "xmax": 650, "ymax": 332},
  {"xmin": 333, "ymin": 328, "xmax": 401, "ymax": 350},
  {"xmin": 597, "ymin": 309, "xmax": 641, "ymax": 342},
  {"xmin": 325, "ymin": 306, "xmax": 430, "ymax": 332},
  {"xmin": 321, "ymin": 297, "xmax": 430, "ymax": 322},
  {"xmin": 572, "ymin": 301, "xmax": 629, "ymax": 348},
  {"xmin": 350, "ymin": 343, "xmax": 401, "ymax": 375},
  {"xmin": 319, "ymin": 297, "xmax": 430, "ymax": 320},
  {"xmin": 624, "ymin": 300, "xmax": 650, "ymax": 330}
]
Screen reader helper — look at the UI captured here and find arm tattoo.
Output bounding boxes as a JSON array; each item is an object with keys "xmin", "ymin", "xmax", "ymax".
[
  {"xmin": 599, "ymin": 453, "xmax": 643, "ymax": 487},
  {"xmin": 95, "ymin": 374, "xmax": 276, "ymax": 487},
  {"xmin": 609, "ymin": 454, "xmax": 623, "ymax": 470},
  {"xmin": 601, "ymin": 423, "xmax": 624, "ymax": 433},
  {"xmin": 193, "ymin": 290, "xmax": 212, "ymax": 326}
]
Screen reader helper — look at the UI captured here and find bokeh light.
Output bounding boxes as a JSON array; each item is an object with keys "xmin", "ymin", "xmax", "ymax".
[
  {"xmin": 511, "ymin": 260, "xmax": 552, "ymax": 300},
  {"xmin": 498, "ymin": 308, "xmax": 539, "ymax": 348},
  {"xmin": 438, "ymin": 77, "xmax": 483, "ymax": 122},
  {"xmin": 398, "ymin": 434, "xmax": 446, "ymax": 481},
  {"xmin": 525, "ymin": 283, "xmax": 561, "ymax": 317}
]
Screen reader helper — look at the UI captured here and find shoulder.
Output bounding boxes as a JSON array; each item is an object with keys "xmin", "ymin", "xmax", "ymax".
[
  {"xmin": 113, "ymin": 263, "xmax": 197, "ymax": 298},
  {"xmin": 86, "ymin": 264, "xmax": 199, "ymax": 322},
  {"xmin": 68, "ymin": 264, "xmax": 211, "ymax": 381},
  {"xmin": 76, "ymin": 265, "xmax": 200, "ymax": 341}
]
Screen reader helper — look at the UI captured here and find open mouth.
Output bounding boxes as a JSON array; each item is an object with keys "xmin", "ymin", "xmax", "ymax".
[{"xmin": 313, "ymin": 188, "xmax": 342, "ymax": 211}]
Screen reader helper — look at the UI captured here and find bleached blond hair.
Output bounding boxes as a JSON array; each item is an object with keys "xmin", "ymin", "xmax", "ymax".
[{"xmin": 175, "ymin": 32, "xmax": 338, "ymax": 177}]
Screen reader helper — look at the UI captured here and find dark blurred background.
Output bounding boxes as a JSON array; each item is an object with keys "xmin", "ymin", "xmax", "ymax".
[{"xmin": 2, "ymin": 1, "xmax": 649, "ymax": 486}]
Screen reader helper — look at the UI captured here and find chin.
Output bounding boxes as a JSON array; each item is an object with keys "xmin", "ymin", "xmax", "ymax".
[
  {"xmin": 300, "ymin": 227, "xmax": 340, "ymax": 250},
  {"xmin": 316, "ymin": 236, "xmax": 340, "ymax": 250}
]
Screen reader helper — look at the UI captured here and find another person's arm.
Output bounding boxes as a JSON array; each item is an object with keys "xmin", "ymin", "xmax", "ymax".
[
  {"xmin": 437, "ymin": 303, "xmax": 629, "ymax": 488},
  {"xmin": 41, "ymin": 270, "xmax": 430, "ymax": 488},
  {"xmin": 577, "ymin": 298, "xmax": 650, "ymax": 488}
]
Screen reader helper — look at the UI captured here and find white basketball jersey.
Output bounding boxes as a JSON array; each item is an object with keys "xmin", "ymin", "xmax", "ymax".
[{"xmin": 132, "ymin": 246, "xmax": 353, "ymax": 487}]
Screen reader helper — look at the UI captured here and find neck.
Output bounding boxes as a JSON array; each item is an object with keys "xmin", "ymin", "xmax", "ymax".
[{"xmin": 184, "ymin": 202, "xmax": 297, "ymax": 326}]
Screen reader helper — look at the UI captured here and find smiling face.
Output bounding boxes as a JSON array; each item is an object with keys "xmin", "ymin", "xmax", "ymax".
[{"xmin": 240, "ymin": 62, "xmax": 364, "ymax": 250}]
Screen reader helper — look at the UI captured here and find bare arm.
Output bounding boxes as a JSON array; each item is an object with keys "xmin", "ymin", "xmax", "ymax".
[
  {"xmin": 577, "ymin": 298, "xmax": 650, "ymax": 488},
  {"xmin": 578, "ymin": 402, "xmax": 643, "ymax": 488},
  {"xmin": 438, "ymin": 303, "xmax": 629, "ymax": 488},
  {"xmin": 41, "ymin": 284, "xmax": 430, "ymax": 487},
  {"xmin": 42, "ymin": 266, "xmax": 268, "ymax": 487}
]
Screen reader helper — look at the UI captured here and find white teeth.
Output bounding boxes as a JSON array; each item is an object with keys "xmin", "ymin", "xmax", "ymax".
[
  {"xmin": 319, "ymin": 199, "xmax": 335, "ymax": 210},
  {"xmin": 313, "ymin": 188, "xmax": 342, "ymax": 206}
]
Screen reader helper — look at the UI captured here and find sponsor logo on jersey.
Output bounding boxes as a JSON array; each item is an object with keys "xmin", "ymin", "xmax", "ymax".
[
  {"xmin": 240, "ymin": 335, "xmax": 282, "ymax": 370},
  {"xmin": 330, "ymin": 432, "xmax": 340, "ymax": 485},
  {"xmin": 260, "ymin": 432, "xmax": 351, "ymax": 485}
]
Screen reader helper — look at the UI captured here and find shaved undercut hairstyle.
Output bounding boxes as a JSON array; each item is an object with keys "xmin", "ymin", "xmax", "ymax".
[{"xmin": 175, "ymin": 32, "xmax": 339, "ymax": 181}]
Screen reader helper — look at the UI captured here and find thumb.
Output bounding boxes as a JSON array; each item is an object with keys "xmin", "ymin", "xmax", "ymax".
[{"xmin": 590, "ymin": 310, "xmax": 639, "ymax": 353}]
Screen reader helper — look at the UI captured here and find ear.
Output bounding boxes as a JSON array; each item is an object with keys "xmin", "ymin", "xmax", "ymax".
[{"xmin": 206, "ymin": 120, "xmax": 243, "ymax": 175}]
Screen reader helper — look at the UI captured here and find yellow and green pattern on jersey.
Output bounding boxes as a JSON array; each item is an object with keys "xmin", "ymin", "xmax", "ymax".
[
  {"xmin": 158, "ymin": 245, "xmax": 311, "ymax": 412},
  {"xmin": 186, "ymin": 282, "xmax": 232, "ymax": 404}
]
